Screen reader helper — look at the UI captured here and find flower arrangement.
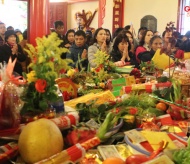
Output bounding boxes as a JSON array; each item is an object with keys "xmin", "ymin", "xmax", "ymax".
[
  {"xmin": 20, "ymin": 33, "xmax": 72, "ymax": 115},
  {"xmin": 140, "ymin": 61, "xmax": 158, "ymax": 75},
  {"xmin": 91, "ymin": 50, "xmax": 116, "ymax": 83}
]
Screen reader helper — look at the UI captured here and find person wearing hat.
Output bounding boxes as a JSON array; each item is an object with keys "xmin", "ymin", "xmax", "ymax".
[
  {"xmin": 0, "ymin": 22, "xmax": 6, "ymax": 46},
  {"xmin": 0, "ymin": 30, "xmax": 26, "ymax": 76}
]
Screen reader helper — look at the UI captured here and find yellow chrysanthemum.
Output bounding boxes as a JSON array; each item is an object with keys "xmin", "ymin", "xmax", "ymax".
[
  {"xmin": 38, "ymin": 55, "xmax": 46, "ymax": 64},
  {"xmin": 99, "ymin": 82, "xmax": 105, "ymax": 88},
  {"xmin": 67, "ymin": 69, "xmax": 75, "ymax": 77},
  {"xmin": 91, "ymin": 68, "xmax": 95, "ymax": 72},
  {"xmin": 26, "ymin": 71, "xmax": 37, "ymax": 83}
]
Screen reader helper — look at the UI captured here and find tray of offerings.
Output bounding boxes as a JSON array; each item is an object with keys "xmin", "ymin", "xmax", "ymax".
[{"xmin": 150, "ymin": 95, "xmax": 190, "ymax": 120}]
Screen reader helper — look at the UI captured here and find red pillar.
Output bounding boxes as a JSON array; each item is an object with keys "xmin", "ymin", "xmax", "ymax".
[{"xmin": 28, "ymin": 0, "xmax": 50, "ymax": 46}]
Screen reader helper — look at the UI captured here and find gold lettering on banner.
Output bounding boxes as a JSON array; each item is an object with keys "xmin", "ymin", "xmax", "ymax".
[
  {"xmin": 114, "ymin": 0, "xmax": 122, "ymax": 3},
  {"xmin": 114, "ymin": 24, "xmax": 119, "ymax": 28},
  {"xmin": 115, "ymin": 4, "xmax": 120, "ymax": 9},
  {"xmin": 114, "ymin": 17, "xmax": 119, "ymax": 22},
  {"xmin": 115, "ymin": 11, "xmax": 119, "ymax": 15}
]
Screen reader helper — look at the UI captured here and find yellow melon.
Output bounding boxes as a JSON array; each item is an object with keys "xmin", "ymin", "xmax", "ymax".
[{"xmin": 18, "ymin": 118, "xmax": 64, "ymax": 164}]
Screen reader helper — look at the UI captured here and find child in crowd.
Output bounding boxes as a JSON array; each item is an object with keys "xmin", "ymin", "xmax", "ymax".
[{"xmin": 66, "ymin": 30, "xmax": 88, "ymax": 71}]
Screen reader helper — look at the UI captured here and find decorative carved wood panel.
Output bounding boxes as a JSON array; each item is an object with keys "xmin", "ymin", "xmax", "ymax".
[{"xmin": 50, "ymin": 2, "xmax": 68, "ymax": 33}]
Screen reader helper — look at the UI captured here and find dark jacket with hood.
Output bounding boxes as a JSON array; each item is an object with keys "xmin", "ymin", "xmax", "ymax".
[{"xmin": 66, "ymin": 43, "xmax": 88, "ymax": 71}]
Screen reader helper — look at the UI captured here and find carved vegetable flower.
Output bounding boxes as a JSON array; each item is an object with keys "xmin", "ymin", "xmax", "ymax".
[{"xmin": 35, "ymin": 79, "xmax": 47, "ymax": 93}]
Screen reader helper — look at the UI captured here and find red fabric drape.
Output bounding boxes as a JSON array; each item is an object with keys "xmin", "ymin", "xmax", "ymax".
[
  {"xmin": 49, "ymin": 2, "xmax": 68, "ymax": 34},
  {"xmin": 28, "ymin": 0, "xmax": 50, "ymax": 46}
]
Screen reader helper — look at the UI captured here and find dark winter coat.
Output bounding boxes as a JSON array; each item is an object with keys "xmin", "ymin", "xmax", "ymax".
[
  {"xmin": 110, "ymin": 49, "xmax": 139, "ymax": 68},
  {"xmin": 66, "ymin": 43, "xmax": 88, "ymax": 71},
  {"xmin": 0, "ymin": 43, "xmax": 26, "ymax": 75}
]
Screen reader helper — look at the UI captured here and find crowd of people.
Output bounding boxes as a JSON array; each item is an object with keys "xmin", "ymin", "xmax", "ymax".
[
  {"xmin": 48, "ymin": 20, "xmax": 190, "ymax": 72},
  {"xmin": 0, "ymin": 19, "xmax": 190, "ymax": 76}
]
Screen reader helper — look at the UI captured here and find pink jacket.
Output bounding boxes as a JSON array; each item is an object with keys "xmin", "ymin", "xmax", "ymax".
[{"xmin": 135, "ymin": 46, "xmax": 146, "ymax": 63}]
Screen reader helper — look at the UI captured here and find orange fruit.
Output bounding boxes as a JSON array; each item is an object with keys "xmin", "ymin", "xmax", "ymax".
[
  {"xmin": 156, "ymin": 102, "xmax": 167, "ymax": 111},
  {"xmin": 103, "ymin": 157, "xmax": 125, "ymax": 164}
]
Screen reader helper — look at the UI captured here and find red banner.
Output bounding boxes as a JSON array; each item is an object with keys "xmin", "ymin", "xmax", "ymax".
[{"xmin": 112, "ymin": 0, "xmax": 124, "ymax": 33}]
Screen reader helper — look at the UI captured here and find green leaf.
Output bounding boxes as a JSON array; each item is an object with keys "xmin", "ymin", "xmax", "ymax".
[
  {"xmin": 97, "ymin": 104, "xmax": 107, "ymax": 114},
  {"xmin": 157, "ymin": 76, "xmax": 169, "ymax": 83},
  {"xmin": 76, "ymin": 103, "xmax": 86, "ymax": 109},
  {"xmin": 39, "ymin": 100, "xmax": 48, "ymax": 111}
]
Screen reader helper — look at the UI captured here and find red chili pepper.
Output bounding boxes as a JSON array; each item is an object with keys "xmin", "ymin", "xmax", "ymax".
[
  {"xmin": 35, "ymin": 79, "xmax": 47, "ymax": 93},
  {"xmin": 126, "ymin": 154, "xmax": 149, "ymax": 164},
  {"xmin": 129, "ymin": 107, "xmax": 138, "ymax": 115}
]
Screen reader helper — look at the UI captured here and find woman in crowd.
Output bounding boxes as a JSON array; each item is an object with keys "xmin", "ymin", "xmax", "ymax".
[
  {"xmin": 138, "ymin": 35, "xmax": 163, "ymax": 62},
  {"xmin": 180, "ymin": 31, "xmax": 190, "ymax": 52},
  {"xmin": 162, "ymin": 30, "xmax": 172, "ymax": 46},
  {"xmin": 64, "ymin": 29, "xmax": 75, "ymax": 49},
  {"xmin": 0, "ymin": 30, "xmax": 26, "ymax": 75},
  {"xmin": 110, "ymin": 33, "xmax": 138, "ymax": 68},
  {"xmin": 135, "ymin": 30, "xmax": 153, "ymax": 63},
  {"xmin": 121, "ymin": 30, "xmax": 136, "ymax": 54},
  {"xmin": 112, "ymin": 27, "xmax": 124, "ymax": 42},
  {"xmin": 88, "ymin": 28, "xmax": 112, "ymax": 68},
  {"xmin": 137, "ymin": 27, "xmax": 147, "ymax": 44},
  {"xmin": 104, "ymin": 28, "xmax": 112, "ymax": 44},
  {"xmin": 105, "ymin": 28, "xmax": 113, "ymax": 52}
]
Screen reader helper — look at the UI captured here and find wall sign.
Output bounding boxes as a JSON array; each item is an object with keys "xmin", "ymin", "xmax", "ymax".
[{"xmin": 112, "ymin": 0, "xmax": 124, "ymax": 33}]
